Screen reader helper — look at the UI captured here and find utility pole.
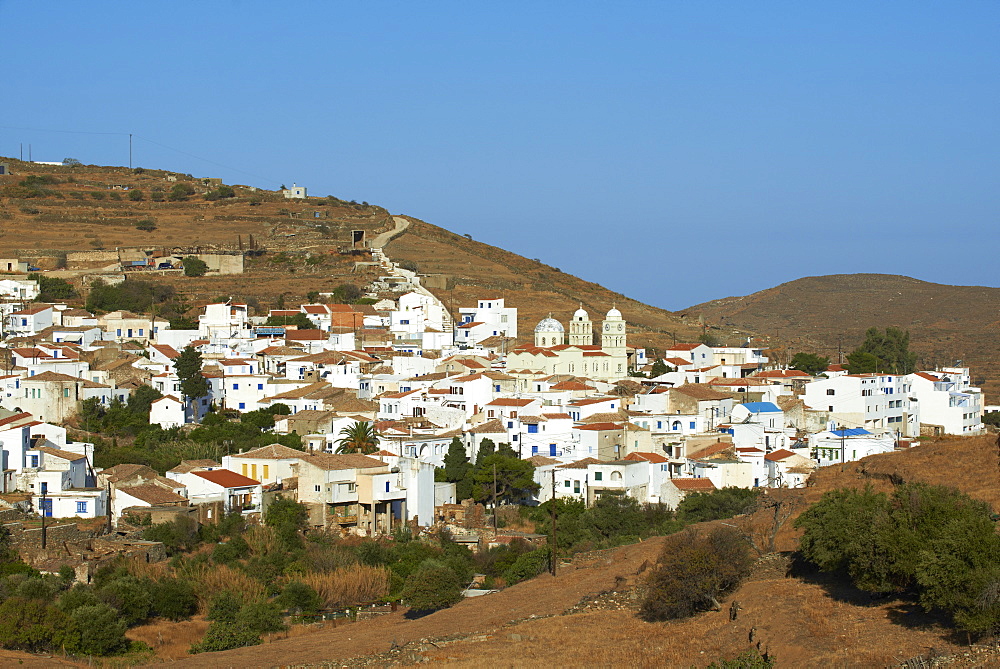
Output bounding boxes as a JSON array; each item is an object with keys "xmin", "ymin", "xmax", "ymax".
[
  {"xmin": 106, "ymin": 481, "xmax": 113, "ymax": 534},
  {"xmin": 492, "ymin": 463, "xmax": 498, "ymax": 532},
  {"xmin": 129, "ymin": 133, "xmax": 133, "ymax": 169},
  {"xmin": 550, "ymin": 468, "xmax": 557, "ymax": 577},
  {"xmin": 40, "ymin": 490, "xmax": 47, "ymax": 549}
]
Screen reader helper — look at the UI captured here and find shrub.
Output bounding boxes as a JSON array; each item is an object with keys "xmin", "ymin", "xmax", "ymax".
[
  {"xmin": 97, "ymin": 576, "xmax": 152, "ymax": 626},
  {"xmin": 190, "ymin": 621, "xmax": 260, "ymax": 653},
  {"xmin": 128, "ymin": 189, "xmax": 144, "ymax": 201},
  {"xmin": 59, "ymin": 583, "xmax": 100, "ymax": 613},
  {"xmin": 65, "ymin": 603, "xmax": 129, "ymax": 656},
  {"xmin": 503, "ymin": 548, "xmax": 549, "ymax": 585},
  {"xmin": 150, "ymin": 189, "xmax": 165, "ymax": 202},
  {"xmin": 640, "ymin": 527, "xmax": 754, "ymax": 622},
  {"xmin": 400, "ymin": 562, "xmax": 463, "ymax": 612},
  {"xmin": 183, "ymin": 256, "xmax": 208, "ymax": 277},
  {"xmin": 135, "ymin": 218, "xmax": 157, "ymax": 232},
  {"xmin": 169, "ymin": 183, "xmax": 195, "ymax": 201},
  {"xmin": 0, "ymin": 597, "xmax": 69, "ymax": 652},
  {"xmin": 796, "ymin": 483, "xmax": 1000, "ymax": 633},
  {"xmin": 208, "ymin": 590, "xmax": 242, "ymax": 623},
  {"xmin": 278, "ymin": 581, "xmax": 322, "ymax": 615},
  {"xmin": 149, "ymin": 577, "xmax": 198, "ymax": 621},
  {"xmin": 675, "ymin": 487, "xmax": 761, "ymax": 525},
  {"xmin": 237, "ymin": 601, "xmax": 285, "ymax": 634},
  {"xmin": 90, "ymin": 191, "xmax": 106, "ymax": 200}
]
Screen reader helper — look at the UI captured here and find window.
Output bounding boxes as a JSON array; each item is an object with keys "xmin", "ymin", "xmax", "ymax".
[
  {"xmin": 385, "ymin": 481, "xmax": 390, "ymax": 492},
  {"xmin": 138, "ymin": 329, "xmax": 144, "ymax": 337},
  {"xmin": 594, "ymin": 471, "xmax": 603, "ymax": 481},
  {"xmin": 564, "ymin": 480, "xmax": 570, "ymax": 488},
  {"xmin": 76, "ymin": 501, "xmax": 87, "ymax": 513},
  {"xmin": 689, "ymin": 421, "xmax": 696, "ymax": 429},
  {"xmin": 242, "ymin": 464, "xmax": 248, "ymax": 476},
  {"xmin": 826, "ymin": 389, "xmax": 835, "ymax": 396},
  {"xmin": 532, "ymin": 445, "xmax": 539, "ymax": 455},
  {"xmin": 315, "ymin": 485, "xmax": 321, "ymax": 492},
  {"xmin": 30, "ymin": 455, "xmax": 38, "ymax": 467},
  {"xmin": 63, "ymin": 388, "xmax": 70, "ymax": 397},
  {"xmin": 528, "ymin": 424, "xmax": 538, "ymax": 433},
  {"xmin": 549, "ymin": 444, "xmax": 557, "ymax": 456},
  {"xmin": 232, "ymin": 383, "xmax": 239, "ymax": 390},
  {"xmin": 574, "ymin": 481, "xmax": 581, "ymax": 494},
  {"xmin": 116, "ymin": 329, "xmax": 121, "ymax": 336},
  {"xmin": 239, "ymin": 402, "xmax": 246, "ymax": 409},
  {"xmin": 507, "ymin": 421, "xmax": 514, "ymax": 429},
  {"xmin": 495, "ymin": 385, "xmax": 501, "ymax": 392},
  {"xmin": 262, "ymin": 465, "xmax": 269, "ymax": 479}
]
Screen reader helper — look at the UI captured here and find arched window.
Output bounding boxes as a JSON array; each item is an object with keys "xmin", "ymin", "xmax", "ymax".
[
  {"xmin": 672, "ymin": 421, "xmax": 682, "ymax": 431},
  {"xmin": 611, "ymin": 470, "xmax": 623, "ymax": 481}
]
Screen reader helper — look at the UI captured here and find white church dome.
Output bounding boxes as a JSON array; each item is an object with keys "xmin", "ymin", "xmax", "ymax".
[
  {"xmin": 605, "ymin": 307, "xmax": 623, "ymax": 320},
  {"xmin": 573, "ymin": 307, "xmax": 589, "ymax": 321},
  {"xmin": 534, "ymin": 316, "xmax": 565, "ymax": 333}
]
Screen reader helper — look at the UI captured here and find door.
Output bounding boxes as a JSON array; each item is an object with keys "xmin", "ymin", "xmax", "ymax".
[{"xmin": 41, "ymin": 499, "xmax": 52, "ymax": 517}]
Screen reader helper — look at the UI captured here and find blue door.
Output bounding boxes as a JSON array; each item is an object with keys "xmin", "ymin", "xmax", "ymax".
[
  {"xmin": 41, "ymin": 499, "xmax": 52, "ymax": 517},
  {"xmin": 549, "ymin": 444, "xmax": 557, "ymax": 456}
]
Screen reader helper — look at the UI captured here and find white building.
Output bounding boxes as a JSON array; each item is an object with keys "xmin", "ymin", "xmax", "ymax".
[
  {"xmin": 908, "ymin": 369, "xmax": 984, "ymax": 435},
  {"xmin": 455, "ymin": 298, "xmax": 517, "ymax": 347},
  {"xmin": 803, "ymin": 374, "xmax": 918, "ymax": 437}
]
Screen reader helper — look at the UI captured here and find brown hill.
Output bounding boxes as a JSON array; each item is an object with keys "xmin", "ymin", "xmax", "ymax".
[
  {"xmin": 684, "ymin": 273, "xmax": 1000, "ymax": 399},
  {"xmin": 0, "ymin": 158, "xmax": 707, "ymax": 350},
  {"xmin": 168, "ymin": 434, "xmax": 1000, "ymax": 668}
]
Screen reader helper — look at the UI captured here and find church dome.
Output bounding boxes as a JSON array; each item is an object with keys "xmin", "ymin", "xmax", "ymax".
[
  {"xmin": 573, "ymin": 307, "xmax": 589, "ymax": 321},
  {"xmin": 534, "ymin": 316, "xmax": 565, "ymax": 333},
  {"xmin": 605, "ymin": 307, "xmax": 623, "ymax": 320}
]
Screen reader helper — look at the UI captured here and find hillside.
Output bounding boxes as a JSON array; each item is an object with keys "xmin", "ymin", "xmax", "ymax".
[
  {"xmin": 169, "ymin": 434, "xmax": 1000, "ymax": 668},
  {"xmin": 685, "ymin": 273, "xmax": 1000, "ymax": 399},
  {"xmin": 0, "ymin": 158, "xmax": 708, "ymax": 350}
]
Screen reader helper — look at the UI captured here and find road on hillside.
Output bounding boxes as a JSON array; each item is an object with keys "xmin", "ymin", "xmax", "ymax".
[{"xmin": 370, "ymin": 216, "xmax": 410, "ymax": 248}]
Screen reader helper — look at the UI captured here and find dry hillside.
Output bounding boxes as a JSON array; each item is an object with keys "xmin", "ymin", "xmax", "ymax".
[
  {"xmin": 0, "ymin": 158, "xmax": 707, "ymax": 349},
  {"xmin": 166, "ymin": 435, "xmax": 1000, "ymax": 668},
  {"xmin": 685, "ymin": 274, "xmax": 1000, "ymax": 400}
]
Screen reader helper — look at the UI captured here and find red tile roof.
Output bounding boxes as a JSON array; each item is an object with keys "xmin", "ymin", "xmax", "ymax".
[
  {"xmin": 670, "ymin": 478, "xmax": 717, "ymax": 491},
  {"xmin": 193, "ymin": 469, "xmax": 260, "ymax": 487},
  {"xmin": 624, "ymin": 452, "xmax": 668, "ymax": 463},
  {"xmin": 764, "ymin": 448, "xmax": 797, "ymax": 462}
]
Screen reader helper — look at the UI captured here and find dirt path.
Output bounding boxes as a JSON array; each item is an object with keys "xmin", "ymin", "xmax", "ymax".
[{"xmin": 370, "ymin": 216, "xmax": 410, "ymax": 249}]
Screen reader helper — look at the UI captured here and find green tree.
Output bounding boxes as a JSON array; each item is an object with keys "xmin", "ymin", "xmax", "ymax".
[
  {"xmin": 33, "ymin": 275, "xmax": 77, "ymax": 302},
  {"xmin": 675, "ymin": 488, "xmax": 761, "ymax": 525},
  {"xmin": 149, "ymin": 578, "xmax": 198, "ymax": 621},
  {"xmin": 650, "ymin": 358, "xmax": 670, "ymax": 377},
  {"xmin": 128, "ymin": 188, "xmax": 144, "ymax": 201},
  {"xmin": 335, "ymin": 421, "xmax": 380, "ymax": 454},
  {"xmin": 174, "ymin": 345, "xmax": 209, "ymax": 407},
  {"xmin": 440, "ymin": 437, "xmax": 473, "ymax": 500},
  {"xmin": 183, "ymin": 256, "xmax": 209, "ymax": 277},
  {"xmin": 265, "ymin": 495, "xmax": 309, "ymax": 549},
  {"xmin": 845, "ymin": 327, "xmax": 917, "ymax": 374},
  {"xmin": 401, "ymin": 562, "xmax": 463, "ymax": 612},
  {"xmin": 471, "ymin": 452, "xmax": 539, "ymax": 507},
  {"xmin": 65, "ymin": 603, "xmax": 129, "ymax": 656},
  {"xmin": 789, "ymin": 352, "xmax": 831, "ymax": 376}
]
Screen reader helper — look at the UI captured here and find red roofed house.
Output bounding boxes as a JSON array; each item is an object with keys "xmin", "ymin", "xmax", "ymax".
[
  {"xmin": 764, "ymin": 449, "xmax": 815, "ymax": 488},
  {"xmin": 173, "ymin": 468, "xmax": 263, "ymax": 515},
  {"xmin": 661, "ymin": 477, "xmax": 717, "ymax": 509},
  {"xmin": 6, "ymin": 305, "xmax": 53, "ymax": 337}
]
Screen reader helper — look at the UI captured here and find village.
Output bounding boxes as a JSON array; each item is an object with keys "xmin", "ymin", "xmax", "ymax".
[{"xmin": 0, "ymin": 242, "xmax": 986, "ymax": 576}]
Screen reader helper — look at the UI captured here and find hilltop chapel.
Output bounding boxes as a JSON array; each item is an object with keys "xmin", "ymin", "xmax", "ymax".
[{"xmin": 505, "ymin": 306, "xmax": 630, "ymax": 381}]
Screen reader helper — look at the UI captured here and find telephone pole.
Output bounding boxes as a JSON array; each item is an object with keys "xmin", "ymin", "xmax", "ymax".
[
  {"xmin": 550, "ymin": 468, "xmax": 557, "ymax": 577},
  {"xmin": 492, "ymin": 463, "xmax": 498, "ymax": 532}
]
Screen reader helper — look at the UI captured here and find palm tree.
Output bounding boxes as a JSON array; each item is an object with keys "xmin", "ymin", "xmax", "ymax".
[{"xmin": 335, "ymin": 421, "xmax": 380, "ymax": 454}]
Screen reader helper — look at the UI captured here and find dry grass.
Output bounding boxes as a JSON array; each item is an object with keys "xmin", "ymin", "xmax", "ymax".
[
  {"xmin": 127, "ymin": 616, "xmax": 210, "ymax": 662},
  {"xmin": 122, "ymin": 556, "xmax": 171, "ymax": 582},
  {"xmin": 184, "ymin": 563, "xmax": 266, "ymax": 608},
  {"xmin": 245, "ymin": 524, "xmax": 281, "ymax": 556},
  {"xmin": 297, "ymin": 565, "xmax": 390, "ymax": 608}
]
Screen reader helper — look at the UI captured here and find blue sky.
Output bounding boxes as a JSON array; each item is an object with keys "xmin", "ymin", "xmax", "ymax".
[{"xmin": 3, "ymin": 1, "xmax": 998, "ymax": 309}]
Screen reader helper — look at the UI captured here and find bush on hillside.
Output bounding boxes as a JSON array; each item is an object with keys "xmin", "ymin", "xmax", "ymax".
[
  {"xmin": 796, "ymin": 483, "xmax": 1000, "ymax": 633},
  {"xmin": 640, "ymin": 527, "xmax": 754, "ymax": 622},
  {"xmin": 401, "ymin": 562, "xmax": 463, "ymax": 613}
]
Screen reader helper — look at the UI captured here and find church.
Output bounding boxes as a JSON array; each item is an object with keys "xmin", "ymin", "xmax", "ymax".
[{"xmin": 504, "ymin": 307, "xmax": 630, "ymax": 381}]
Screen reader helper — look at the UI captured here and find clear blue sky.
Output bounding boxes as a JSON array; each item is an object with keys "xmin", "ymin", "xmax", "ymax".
[{"xmin": 3, "ymin": 1, "xmax": 998, "ymax": 309}]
